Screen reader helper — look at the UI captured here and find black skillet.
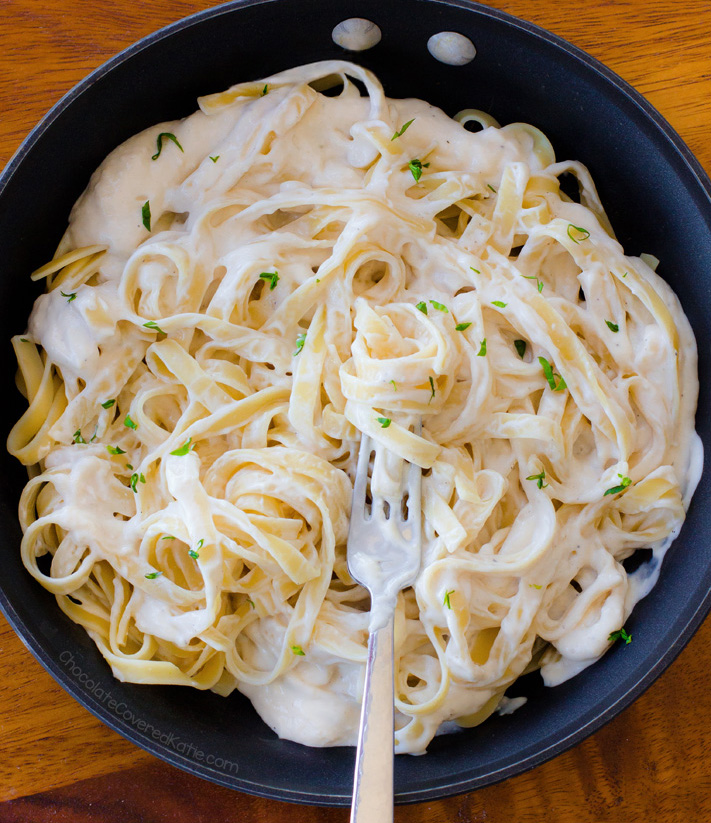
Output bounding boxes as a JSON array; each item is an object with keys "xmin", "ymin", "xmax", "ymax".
[{"xmin": 0, "ymin": 0, "xmax": 709, "ymax": 806}]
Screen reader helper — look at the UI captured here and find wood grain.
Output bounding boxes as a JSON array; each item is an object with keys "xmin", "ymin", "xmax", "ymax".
[{"xmin": 1, "ymin": 0, "xmax": 710, "ymax": 820}]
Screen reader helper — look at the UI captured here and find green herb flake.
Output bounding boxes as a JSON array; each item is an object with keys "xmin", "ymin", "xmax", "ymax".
[
  {"xmin": 376, "ymin": 416, "xmax": 391, "ymax": 428},
  {"xmin": 170, "ymin": 437, "xmax": 193, "ymax": 456},
  {"xmin": 101, "ymin": 399, "xmax": 116, "ymax": 409},
  {"xmin": 492, "ymin": 300, "xmax": 507, "ymax": 308},
  {"xmin": 293, "ymin": 332, "xmax": 306, "ymax": 356},
  {"xmin": 246, "ymin": 597, "xmax": 255, "ymax": 609},
  {"xmin": 72, "ymin": 429, "xmax": 86, "ymax": 445},
  {"xmin": 529, "ymin": 583, "xmax": 543, "ymax": 590},
  {"xmin": 455, "ymin": 322, "xmax": 471, "ymax": 332},
  {"xmin": 209, "ymin": 155, "xmax": 220, "ymax": 163},
  {"xmin": 390, "ymin": 379, "xmax": 398, "ymax": 391},
  {"xmin": 124, "ymin": 414, "xmax": 138, "ymax": 430},
  {"xmin": 415, "ymin": 301, "xmax": 428, "ymax": 315},
  {"xmin": 526, "ymin": 470, "xmax": 548, "ymax": 490},
  {"xmin": 443, "ymin": 590, "xmax": 454, "ymax": 609},
  {"xmin": 408, "ymin": 158, "xmax": 429, "ymax": 182},
  {"xmin": 106, "ymin": 445, "xmax": 126, "ymax": 455},
  {"xmin": 20, "ymin": 338, "xmax": 30, "ymax": 343},
  {"xmin": 567, "ymin": 224, "xmax": 591, "ymax": 244},
  {"xmin": 151, "ymin": 132, "xmax": 184, "ymax": 161},
  {"xmin": 125, "ymin": 463, "xmax": 133, "ymax": 471},
  {"xmin": 477, "ymin": 339, "xmax": 487, "ymax": 357},
  {"xmin": 291, "ymin": 644, "xmax": 306, "ymax": 656},
  {"xmin": 391, "ymin": 118, "xmax": 415, "ymax": 140},
  {"xmin": 522, "ymin": 274, "xmax": 544, "ymax": 293},
  {"xmin": 259, "ymin": 271, "xmax": 279, "ymax": 290},
  {"xmin": 145, "ymin": 571, "xmax": 162, "ymax": 579},
  {"xmin": 89, "ymin": 427, "xmax": 98, "ymax": 443},
  {"xmin": 129, "ymin": 472, "xmax": 146, "ymax": 493},
  {"xmin": 188, "ymin": 549, "xmax": 200, "ymax": 560},
  {"xmin": 143, "ymin": 320, "xmax": 166, "ymax": 334},
  {"xmin": 622, "ymin": 271, "xmax": 629, "ymax": 278},
  {"xmin": 604, "ymin": 474, "xmax": 632, "ymax": 496},
  {"xmin": 538, "ymin": 356, "xmax": 566, "ymax": 391},
  {"xmin": 514, "ymin": 339, "xmax": 527, "ymax": 359},
  {"xmin": 470, "ymin": 266, "xmax": 480, "ymax": 274},
  {"xmin": 487, "ymin": 184, "xmax": 497, "ymax": 193},
  {"xmin": 142, "ymin": 200, "xmax": 151, "ymax": 232},
  {"xmin": 196, "ymin": 539, "xmax": 204, "ymax": 550},
  {"xmin": 429, "ymin": 376, "xmax": 436, "ymax": 401},
  {"xmin": 262, "ymin": 84, "xmax": 269, "ymax": 96},
  {"xmin": 608, "ymin": 627, "xmax": 632, "ymax": 645},
  {"xmin": 605, "ymin": 319, "xmax": 619, "ymax": 333},
  {"xmin": 161, "ymin": 535, "xmax": 175, "ymax": 540},
  {"xmin": 61, "ymin": 290, "xmax": 77, "ymax": 303},
  {"xmin": 429, "ymin": 300, "xmax": 448, "ymax": 313}
]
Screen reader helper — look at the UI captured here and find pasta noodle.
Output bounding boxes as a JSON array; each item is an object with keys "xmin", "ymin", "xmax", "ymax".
[{"xmin": 8, "ymin": 61, "xmax": 702, "ymax": 753}]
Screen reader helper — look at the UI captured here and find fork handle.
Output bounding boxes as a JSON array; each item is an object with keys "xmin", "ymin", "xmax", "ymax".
[{"xmin": 350, "ymin": 612, "xmax": 395, "ymax": 823}]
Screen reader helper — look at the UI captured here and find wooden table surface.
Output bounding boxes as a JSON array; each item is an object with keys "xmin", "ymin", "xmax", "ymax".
[{"xmin": 1, "ymin": 0, "xmax": 710, "ymax": 820}]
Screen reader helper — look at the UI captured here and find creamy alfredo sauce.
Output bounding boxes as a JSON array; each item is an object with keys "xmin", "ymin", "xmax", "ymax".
[{"xmin": 10, "ymin": 61, "xmax": 702, "ymax": 753}]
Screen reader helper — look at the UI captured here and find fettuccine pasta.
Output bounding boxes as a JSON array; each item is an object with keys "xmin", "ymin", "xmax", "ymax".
[{"xmin": 8, "ymin": 61, "xmax": 701, "ymax": 753}]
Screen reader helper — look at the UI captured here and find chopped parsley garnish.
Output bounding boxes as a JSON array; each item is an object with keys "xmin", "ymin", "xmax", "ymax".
[
  {"xmin": 567, "ymin": 224, "xmax": 591, "ymax": 243},
  {"xmin": 604, "ymin": 474, "xmax": 632, "ymax": 496},
  {"xmin": 151, "ymin": 132, "xmax": 184, "ymax": 161},
  {"xmin": 529, "ymin": 583, "xmax": 543, "ymax": 590},
  {"xmin": 608, "ymin": 627, "xmax": 632, "ymax": 645},
  {"xmin": 514, "ymin": 339, "xmax": 527, "ymax": 359},
  {"xmin": 376, "ymin": 416, "xmax": 391, "ymax": 428},
  {"xmin": 492, "ymin": 300, "xmax": 507, "ymax": 308},
  {"xmin": 262, "ymin": 84, "xmax": 269, "ymax": 96},
  {"xmin": 143, "ymin": 320, "xmax": 166, "ymax": 334},
  {"xmin": 188, "ymin": 548, "xmax": 200, "ymax": 559},
  {"xmin": 196, "ymin": 539, "xmax": 204, "ymax": 550},
  {"xmin": 161, "ymin": 535, "xmax": 175, "ymax": 540},
  {"xmin": 522, "ymin": 274, "xmax": 544, "ymax": 293},
  {"xmin": 20, "ymin": 338, "xmax": 29, "ymax": 342},
  {"xmin": 526, "ymin": 470, "xmax": 548, "ymax": 489},
  {"xmin": 142, "ymin": 201, "xmax": 151, "ymax": 232},
  {"xmin": 106, "ymin": 445, "xmax": 126, "ymax": 455},
  {"xmin": 487, "ymin": 184, "xmax": 497, "ymax": 193},
  {"xmin": 408, "ymin": 158, "xmax": 429, "ymax": 182},
  {"xmin": 72, "ymin": 429, "xmax": 86, "ymax": 444},
  {"xmin": 477, "ymin": 339, "xmax": 487, "ymax": 356},
  {"xmin": 124, "ymin": 414, "xmax": 138, "ymax": 430},
  {"xmin": 130, "ymin": 472, "xmax": 146, "ymax": 492},
  {"xmin": 391, "ymin": 118, "xmax": 414, "ymax": 140},
  {"xmin": 443, "ymin": 590, "xmax": 454, "ymax": 609},
  {"xmin": 293, "ymin": 332, "xmax": 306, "ymax": 356},
  {"xmin": 126, "ymin": 463, "xmax": 133, "ymax": 470},
  {"xmin": 429, "ymin": 300, "xmax": 448, "ymax": 312},
  {"xmin": 259, "ymin": 271, "xmax": 279, "ymax": 290},
  {"xmin": 101, "ymin": 399, "xmax": 116, "ymax": 409},
  {"xmin": 291, "ymin": 644, "xmax": 306, "ymax": 656},
  {"xmin": 145, "ymin": 571, "xmax": 162, "ymax": 579},
  {"xmin": 390, "ymin": 379, "xmax": 397, "ymax": 391},
  {"xmin": 429, "ymin": 376, "xmax": 435, "ymax": 401},
  {"xmin": 209, "ymin": 155, "xmax": 220, "ymax": 163},
  {"xmin": 61, "ymin": 290, "xmax": 77, "ymax": 303},
  {"xmin": 415, "ymin": 301, "xmax": 428, "ymax": 315},
  {"xmin": 455, "ymin": 322, "xmax": 471, "ymax": 331},
  {"xmin": 539, "ymin": 357, "xmax": 567, "ymax": 391},
  {"xmin": 470, "ymin": 266, "xmax": 480, "ymax": 274},
  {"xmin": 170, "ymin": 437, "xmax": 192, "ymax": 456},
  {"xmin": 605, "ymin": 319, "xmax": 619, "ymax": 333},
  {"xmin": 246, "ymin": 597, "xmax": 255, "ymax": 609}
]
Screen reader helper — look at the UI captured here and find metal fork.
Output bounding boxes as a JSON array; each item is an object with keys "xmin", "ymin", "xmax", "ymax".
[{"xmin": 347, "ymin": 430, "xmax": 422, "ymax": 823}]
